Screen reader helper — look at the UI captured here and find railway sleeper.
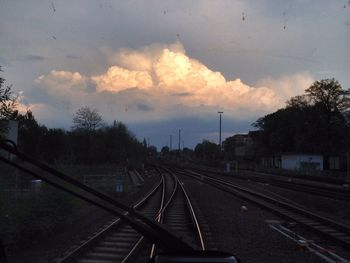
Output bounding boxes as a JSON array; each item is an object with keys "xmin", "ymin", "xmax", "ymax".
[
  {"xmin": 103, "ymin": 237, "xmax": 138, "ymax": 243},
  {"xmin": 78, "ymin": 259, "xmax": 117, "ymax": 263},
  {"xmin": 85, "ymin": 252, "xmax": 124, "ymax": 260},
  {"xmin": 108, "ymin": 232, "xmax": 139, "ymax": 237},
  {"xmin": 93, "ymin": 246, "xmax": 132, "ymax": 254},
  {"xmin": 97, "ymin": 242, "xmax": 132, "ymax": 248}
]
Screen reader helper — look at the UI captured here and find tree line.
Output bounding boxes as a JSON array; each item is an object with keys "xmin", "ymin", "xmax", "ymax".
[
  {"xmin": 3, "ymin": 65, "xmax": 350, "ymax": 165},
  {"xmin": 254, "ymin": 78, "xmax": 350, "ymax": 157},
  {"xmin": 0, "ymin": 68, "xmax": 146, "ymax": 165},
  {"xmin": 15, "ymin": 110, "xmax": 146, "ymax": 164},
  {"xmin": 190, "ymin": 78, "xmax": 350, "ymax": 165}
]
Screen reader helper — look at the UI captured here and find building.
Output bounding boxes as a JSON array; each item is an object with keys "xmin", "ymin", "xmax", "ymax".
[
  {"xmin": 261, "ymin": 155, "xmax": 281, "ymax": 168},
  {"xmin": 223, "ymin": 134, "xmax": 250, "ymax": 158},
  {"xmin": 281, "ymin": 153, "xmax": 323, "ymax": 171},
  {"xmin": 223, "ymin": 131, "xmax": 264, "ymax": 160}
]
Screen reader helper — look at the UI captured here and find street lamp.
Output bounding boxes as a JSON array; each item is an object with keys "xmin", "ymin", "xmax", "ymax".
[
  {"xmin": 169, "ymin": 135, "xmax": 172, "ymax": 151},
  {"xmin": 218, "ymin": 111, "xmax": 223, "ymax": 151},
  {"xmin": 178, "ymin": 129, "xmax": 181, "ymax": 151}
]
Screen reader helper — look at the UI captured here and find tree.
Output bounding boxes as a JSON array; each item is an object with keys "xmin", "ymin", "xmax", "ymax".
[
  {"xmin": 148, "ymin": 146, "xmax": 157, "ymax": 156},
  {"xmin": 15, "ymin": 110, "xmax": 46, "ymax": 158},
  {"xmin": 161, "ymin": 146, "xmax": 170, "ymax": 155},
  {"xmin": 0, "ymin": 66, "xmax": 18, "ymax": 137},
  {"xmin": 286, "ymin": 95, "xmax": 309, "ymax": 109},
  {"xmin": 72, "ymin": 106, "xmax": 103, "ymax": 132},
  {"xmin": 194, "ymin": 140, "xmax": 220, "ymax": 160},
  {"xmin": 254, "ymin": 78, "xmax": 350, "ymax": 156},
  {"xmin": 305, "ymin": 78, "xmax": 350, "ymax": 114},
  {"xmin": 305, "ymin": 79, "xmax": 350, "ymax": 155},
  {"xmin": 0, "ymin": 67, "xmax": 17, "ymax": 120},
  {"xmin": 142, "ymin": 138, "xmax": 147, "ymax": 149}
]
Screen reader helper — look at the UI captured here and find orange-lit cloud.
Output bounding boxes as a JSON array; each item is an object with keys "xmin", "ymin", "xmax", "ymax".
[
  {"xmin": 32, "ymin": 42, "xmax": 314, "ymax": 123},
  {"xmin": 35, "ymin": 70, "xmax": 91, "ymax": 97},
  {"xmin": 92, "ymin": 66, "xmax": 153, "ymax": 92},
  {"xmin": 92, "ymin": 43, "xmax": 313, "ymax": 112}
]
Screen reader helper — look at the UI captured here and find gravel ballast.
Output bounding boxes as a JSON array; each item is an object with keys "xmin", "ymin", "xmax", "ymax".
[
  {"xmin": 181, "ymin": 176, "xmax": 326, "ymax": 263},
  {"xmin": 6, "ymin": 170, "xmax": 160, "ymax": 263},
  {"xmin": 203, "ymin": 170, "xmax": 350, "ymax": 223}
]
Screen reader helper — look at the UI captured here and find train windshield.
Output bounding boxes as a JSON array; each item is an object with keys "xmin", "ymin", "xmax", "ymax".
[{"xmin": 1, "ymin": 1, "xmax": 349, "ymax": 262}]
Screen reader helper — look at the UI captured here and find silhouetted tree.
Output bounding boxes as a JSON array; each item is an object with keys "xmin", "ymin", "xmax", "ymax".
[
  {"xmin": 195, "ymin": 140, "xmax": 220, "ymax": 160},
  {"xmin": 161, "ymin": 146, "xmax": 170, "ymax": 155},
  {"xmin": 142, "ymin": 138, "xmax": 147, "ymax": 149},
  {"xmin": 11, "ymin": 110, "xmax": 146, "ymax": 164},
  {"xmin": 15, "ymin": 110, "xmax": 47, "ymax": 158},
  {"xmin": 0, "ymin": 66, "xmax": 18, "ymax": 138},
  {"xmin": 147, "ymin": 146, "xmax": 157, "ymax": 157},
  {"xmin": 254, "ymin": 78, "xmax": 350, "ymax": 156},
  {"xmin": 0, "ymin": 67, "xmax": 18, "ymax": 121},
  {"xmin": 68, "ymin": 120, "xmax": 145, "ymax": 164},
  {"xmin": 305, "ymin": 78, "xmax": 350, "ymax": 114},
  {"xmin": 72, "ymin": 106, "xmax": 103, "ymax": 132}
]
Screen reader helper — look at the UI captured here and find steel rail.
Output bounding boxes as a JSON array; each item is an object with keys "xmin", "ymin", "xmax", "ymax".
[
  {"xmin": 0, "ymin": 141, "xmax": 194, "ymax": 253},
  {"xmin": 122, "ymin": 168, "xmax": 181, "ymax": 261},
  {"xmin": 109, "ymin": 169, "xmax": 187, "ymax": 262},
  {"xmin": 177, "ymin": 168, "xmax": 350, "ymax": 250},
  {"xmin": 122, "ymin": 171, "xmax": 167, "ymax": 263},
  {"xmin": 58, "ymin": 171, "xmax": 164, "ymax": 262},
  {"xmin": 187, "ymin": 166, "xmax": 350, "ymax": 201},
  {"xmin": 149, "ymin": 169, "xmax": 179, "ymax": 259},
  {"xmin": 177, "ymin": 177, "xmax": 206, "ymax": 251},
  {"xmin": 121, "ymin": 236, "xmax": 145, "ymax": 263},
  {"xmin": 155, "ymin": 168, "xmax": 207, "ymax": 251},
  {"xmin": 163, "ymin": 167, "xmax": 206, "ymax": 251},
  {"xmin": 158, "ymin": 170, "xmax": 179, "ymax": 218},
  {"xmin": 183, "ymin": 164, "xmax": 347, "ymax": 185}
]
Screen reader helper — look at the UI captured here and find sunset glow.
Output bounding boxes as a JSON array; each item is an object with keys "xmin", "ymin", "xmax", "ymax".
[
  {"xmin": 1, "ymin": 0, "xmax": 347, "ymax": 147},
  {"xmin": 31, "ymin": 42, "xmax": 314, "ymax": 125}
]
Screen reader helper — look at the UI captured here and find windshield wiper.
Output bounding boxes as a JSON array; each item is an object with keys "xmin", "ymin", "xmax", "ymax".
[
  {"xmin": 0, "ymin": 140, "xmax": 239, "ymax": 262},
  {"xmin": 0, "ymin": 139, "xmax": 193, "ymax": 252}
]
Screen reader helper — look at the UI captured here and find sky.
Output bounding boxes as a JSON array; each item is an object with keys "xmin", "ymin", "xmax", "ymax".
[{"xmin": 0, "ymin": 0, "xmax": 349, "ymax": 149}]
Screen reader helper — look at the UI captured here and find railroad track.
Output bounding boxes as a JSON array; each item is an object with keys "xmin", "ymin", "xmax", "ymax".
[
  {"xmin": 151, "ymin": 168, "xmax": 205, "ymax": 255},
  {"xmin": 58, "ymin": 168, "xmax": 206, "ymax": 263},
  {"xmin": 175, "ymin": 167, "xmax": 350, "ymax": 251},
  {"xmin": 262, "ymin": 179, "xmax": 350, "ymax": 202},
  {"xmin": 185, "ymin": 166, "xmax": 350, "ymax": 202},
  {"xmin": 57, "ymin": 169, "xmax": 163, "ymax": 263}
]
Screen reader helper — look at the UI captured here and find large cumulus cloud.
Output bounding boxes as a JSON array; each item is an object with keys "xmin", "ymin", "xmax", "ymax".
[{"xmin": 28, "ymin": 42, "xmax": 313, "ymax": 126}]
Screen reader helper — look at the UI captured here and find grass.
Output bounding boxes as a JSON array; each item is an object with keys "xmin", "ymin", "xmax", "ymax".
[{"xmin": 0, "ymin": 163, "xmax": 133, "ymax": 253}]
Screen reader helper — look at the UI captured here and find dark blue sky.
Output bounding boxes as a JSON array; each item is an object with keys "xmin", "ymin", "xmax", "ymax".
[{"xmin": 1, "ymin": 0, "xmax": 349, "ymax": 148}]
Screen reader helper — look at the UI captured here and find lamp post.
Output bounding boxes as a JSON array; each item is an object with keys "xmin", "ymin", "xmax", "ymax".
[
  {"xmin": 347, "ymin": 152, "xmax": 349, "ymax": 182},
  {"xmin": 178, "ymin": 129, "xmax": 181, "ymax": 151},
  {"xmin": 218, "ymin": 111, "xmax": 223, "ymax": 151}
]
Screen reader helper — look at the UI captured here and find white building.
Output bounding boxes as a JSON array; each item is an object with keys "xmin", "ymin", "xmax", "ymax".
[{"xmin": 281, "ymin": 153, "xmax": 323, "ymax": 171}]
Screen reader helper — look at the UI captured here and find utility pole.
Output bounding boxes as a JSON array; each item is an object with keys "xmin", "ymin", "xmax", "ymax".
[
  {"xmin": 178, "ymin": 129, "xmax": 181, "ymax": 151},
  {"xmin": 218, "ymin": 111, "xmax": 224, "ymax": 151},
  {"xmin": 170, "ymin": 135, "xmax": 172, "ymax": 151},
  {"xmin": 147, "ymin": 138, "xmax": 150, "ymax": 147},
  {"xmin": 347, "ymin": 152, "xmax": 350, "ymax": 182}
]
